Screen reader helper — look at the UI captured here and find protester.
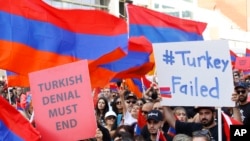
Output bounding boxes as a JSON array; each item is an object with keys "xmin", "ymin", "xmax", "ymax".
[
  {"xmin": 192, "ymin": 129, "xmax": 214, "ymax": 141},
  {"xmin": 172, "ymin": 133, "xmax": 192, "ymax": 141},
  {"xmin": 231, "ymin": 82, "xmax": 250, "ymax": 125},
  {"xmin": 104, "ymin": 110, "xmax": 117, "ymax": 138},
  {"xmin": 145, "ymin": 109, "xmax": 172, "ymax": 141},
  {"xmin": 111, "ymin": 96, "xmax": 124, "ymax": 127},
  {"xmin": 163, "ymin": 106, "xmax": 226, "ymax": 141},
  {"xmin": 95, "ymin": 97, "xmax": 110, "ymax": 127},
  {"xmin": 120, "ymin": 89, "xmax": 138, "ymax": 125},
  {"xmin": 173, "ymin": 106, "xmax": 188, "ymax": 122}
]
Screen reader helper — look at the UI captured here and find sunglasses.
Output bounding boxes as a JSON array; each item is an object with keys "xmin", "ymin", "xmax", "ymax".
[
  {"xmin": 137, "ymin": 102, "xmax": 143, "ymax": 106},
  {"xmin": 106, "ymin": 116, "xmax": 116, "ymax": 120},
  {"xmin": 116, "ymin": 101, "xmax": 121, "ymax": 105},
  {"xmin": 126, "ymin": 100, "xmax": 136, "ymax": 104},
  {"xmin": 141, "ymin": 110, "xmax": 149, "ymax": 115},
  {"xmin": 236, "ymin": 90, "xmax": 246, "ymax": 95}
]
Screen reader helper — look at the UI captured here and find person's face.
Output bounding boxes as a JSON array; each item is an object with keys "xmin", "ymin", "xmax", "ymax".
[
  {"xmin": 175, "ymin": 109, "xmax": 187, "ymax": 122},
  {"xmin": 236, "ymin": 88, "xmax": 248, "ymax": 102},
  {"xmin": 233, "ymin": 72, "xmax": 240, "ymax": 82},
  {"xmin": 147, "ymin": 119, "xmax": 162, "ymax": 135},
  {"xmin": 16, "ymin": 87, "xmax": 23, "ymax": 96},
  {"xmin": 98, "ymin": 99, "xmax": 106, "ymax": 110},
  {"xmin": 152, "ymin": 102, "xmax": 163, "ymax": 114},
  {"xmin": 136, "ymin": 100, "xmax": 144, "ymax": 107},
  {"xmin": 141, "ymin": 104, "xmax": 152, "ymax": 118},
  {"xmin": 103, "ymin": 88, "xmax": 111, "ymax": 99},
  {"xmin": 125, "ymin": 98, "xmax": 136, "ymax": 109},
  {"xmin": 105, "ymin": 116, "xmax": 116, "ymax": 125},
  {"xmin": 198, "ymin": 109, "xmax": 214, "ymax": 127},
  {"xmin": 131, "ymin": 105, "xmax": 140, "ymax": 118},
  {"xmin": 115, "ymin": 98, "xmax": 123, "ymax": 109}
]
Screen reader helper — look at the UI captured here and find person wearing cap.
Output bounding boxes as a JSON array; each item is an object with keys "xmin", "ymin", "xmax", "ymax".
[
  {"xmin": 104, "ymin": 110, "xmax": 117, "ymax": 138},
  {"xmin": 124, "ymin": 92, "xmax": 137, "ymax": 113},
  {"xmin": 163, "ymin": 106, "xmax": 227, "ymax": 141},
  {"xmin": 232, "ymin": 82, "xmax": 250, "ymax": 125},
  {"xmin": 119, "ymin": 89, "xmax": 139, "ymax": 125},
  {"xmin": 145, "ymin": 110, "xmax": 173, "ymax": 141}
]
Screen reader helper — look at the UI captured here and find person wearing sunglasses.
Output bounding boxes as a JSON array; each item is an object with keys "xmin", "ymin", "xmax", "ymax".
[
  {"xmin": 232, "ymin": 83, "xmax": 250, "ymax": 125},
  {"xmin": 111, "ymin": 96, "xmax": 124, "ymax": 128},
  {"xmin": 104, "ymin": 110, "xmax": 117, "ymax": 138},
  {"xmin": 163, "ymin": 106, "xmax": 227, "ymax": 141},
  {"xmin": 120, "ymin": 90, "xmax": 138, "ymax": 126}
]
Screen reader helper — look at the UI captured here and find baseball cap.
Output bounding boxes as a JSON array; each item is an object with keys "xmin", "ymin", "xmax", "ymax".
[
  {"xmin": 234, "ymin": 82, "xmax": 247, "ymax": 90},
  {"xmin": 104, "ymin": 110, "xmax": 117, "ymax": 119},
  {"xmin": 147, "ymin": 110, "xmax": 163, "ymax": 122},
  {"xmin": 125, "ymin": 93, "xmax": 137, "ymax": 100}
]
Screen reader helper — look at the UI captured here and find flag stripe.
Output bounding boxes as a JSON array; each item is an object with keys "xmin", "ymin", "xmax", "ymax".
[
  {"xmin": 128, "ymin": 4, "xmax": 206, "ymax": 34},
  {"xmin": 160, "ymin": 87, "xmax": 172, "ymax": 98},
  {"xmin": 130, "ymin": 25, "xmax": 204, "ymax": 43},
  {"xmin": 0, "ymin": 0, "xmax": 127, "ymax": 35},
  {"xmin": 100, "ymin": 36, "xmax": 152, "ymax": 72},
  {"xmin": 0, "ymin": 11, "xmax": 128, "ymax": 60},
  {"xmin": 0, "ymin": 96, "xmax": 41, "ymax": 141},
  {"xmin": 0, "ymin": 120, "xmax": 23, "ymax": 141},
  {"xmin": 127, "ymin": 4, "xmax": 207, "ymax": 43},
  {"xmin": 246, "ymin": 48, "xmax": 250, "ymax": 57}
]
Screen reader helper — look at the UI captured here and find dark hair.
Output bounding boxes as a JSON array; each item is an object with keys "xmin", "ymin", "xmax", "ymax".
[
  {"xmin": 192, "ymin": 129, "xmax": 215, "ymax": 141},
  {"xmin": 95, "ymin": 97, "xmax": 109, "ymax": 119},
  {"xmin": 113, "ymin": 125, "xmax": 134, "ymax": 140},
  {"xmin": 138, "ymin": 98, "xmax": 146, "ymax": 104},
  {"xmin": 111, "ymin": 96, "xmax": 122, "ymax": 115},
  {"xmin": 113, "ymin": 131, "xmax": 134, "ymax": 141}
]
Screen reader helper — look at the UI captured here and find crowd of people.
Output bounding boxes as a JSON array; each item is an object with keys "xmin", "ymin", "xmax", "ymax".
[{"xmin": 0, "ymin": 69, "xmax": 250, "ymax": 141}]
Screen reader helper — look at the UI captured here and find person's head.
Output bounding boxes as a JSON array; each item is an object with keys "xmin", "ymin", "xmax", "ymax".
[
  {"xmin": 112, "ymin": 96, "xmax": 123, "ymax": 114},
  {"xmin": 146, "ymin": 110, "xmax": 164, "ymax": 135},
  {"xmin": 173, "ymin": 133, "xmax": 192, "ymax": 141},
  {"xmin": 130, "ymin": 104, "xmax": 140, "ymax": 119},
  {"xmin": 192, "ymin": 129, "xmax": 214, "ymax": 141},
  {"xmin": 195, "ymin": 107, "xmax": 216, "ymax": 128},
  {"xmin": 152, "ymin": 101, "xmax": 163, "ymax": 114},
  {"xmin": 113, "ymin": 125, "xmax": 134, "ymax": 140},
  {"xmin": 16, "ymin": 87, "xmax": 23, "ymax": 96},
  {"xmin": 111, "ymin": 90, "xmax": 118, "ymax": 100},
  {"xmin": 136, "ymin": 98, "xmax": 146, "ymax": 108},
  {"xmin": 103, "ymin": 87, "xmax": 111, "ymax": 101},
  {"xmin": 173, "ymin": 106, "xmax": 188, "ymax": 122},
  {"xmin": 113, "ymin": 131, "xmax": 134, "ymax": 141},
  {"xmin": 95, "ymin": 97, "xmax": 109, "ymax": 115},
  {"xmin": 125, "ymin": 92, "xmax": 137, "ymax": 110},
  {"xmin": 104, "ymin": 110, "xmax": 117, "ymax": 126},
  {"xmin": 234, "ymin": 83, "xmax": 248, "ymax": 103},
  {"xmin": 141, "ymin": 102, "xmax": 154, "ymax": 118}
]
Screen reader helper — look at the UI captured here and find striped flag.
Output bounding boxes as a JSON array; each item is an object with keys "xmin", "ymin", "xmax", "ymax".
[
  {"xmin": 221, "ymin": 112, "xmax": 242, "ymax": 141},
  {"xmin": 159, "ymin": 87, "xmax": 172, "ymax": 98},
  {"xmin": 156, "ymin": 130, "xmax": 167, "ymax": 141}
]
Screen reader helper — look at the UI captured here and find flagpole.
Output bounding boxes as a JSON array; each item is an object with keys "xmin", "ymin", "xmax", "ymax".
[{"xmin": 217, "ymin": 107, "xmax": 222, "ymax": 141}]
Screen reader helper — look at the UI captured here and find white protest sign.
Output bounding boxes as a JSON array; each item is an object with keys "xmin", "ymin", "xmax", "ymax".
[{"xmin": 153, "ymin": 40, "xmax": 234, "ymax": 107}]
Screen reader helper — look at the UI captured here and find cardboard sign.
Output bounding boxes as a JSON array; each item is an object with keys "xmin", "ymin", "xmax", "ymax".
[
  {"xmin": 29, "ymin": 60, "xmax": 96, "ymax": 141},
  {"xmin": 153, "ymin": 40, "xmax": 234, "ymax": 107},
  {"xmin": 235, "ymin": 57, "xmax": 250, "ymax": 70}
]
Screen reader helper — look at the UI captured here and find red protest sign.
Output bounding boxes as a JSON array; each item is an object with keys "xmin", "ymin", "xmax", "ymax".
[
  {"xmin": 235, "ymin": 57, "xmax": 250, "ymax": 70},
  {"xmin": 29, "ymin": 60, "xmax": 96, "ymax": 141}
]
